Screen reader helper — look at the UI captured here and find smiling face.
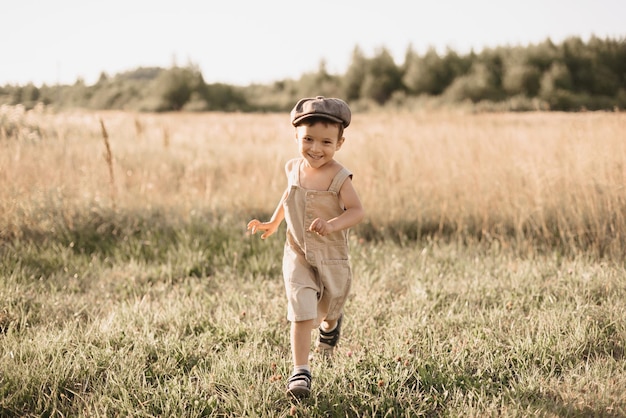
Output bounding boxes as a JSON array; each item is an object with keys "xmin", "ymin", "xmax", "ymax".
[{"xmin": 295, "ymin": 120, "xmax": 344, "ymax": 169}]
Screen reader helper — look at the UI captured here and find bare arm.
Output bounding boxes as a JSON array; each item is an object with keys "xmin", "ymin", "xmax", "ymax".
[
  {"xmin": 247, "ymin": 160, "xmax": 294, "ymax": 240},
  {"xmin": 247, "ymin": 187, "xmax": 288, "ymax": 239},
  {"xmin": 309, "ymin": 177, "xmax": 365, "ymax": 236}
]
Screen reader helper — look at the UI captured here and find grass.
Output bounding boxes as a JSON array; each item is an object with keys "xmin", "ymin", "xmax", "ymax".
[
  {"xmin": 1, "ymin": 106, "xmax": 625, "ymax": 416},
  {"xmin": 1, "ymin": 213, "xmax": 624, "ymax": 416}
]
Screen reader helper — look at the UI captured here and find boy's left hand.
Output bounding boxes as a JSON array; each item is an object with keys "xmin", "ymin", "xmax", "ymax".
[{"xmin": 309, "ymin": 218, "xmax": 334, "ymax": 237}]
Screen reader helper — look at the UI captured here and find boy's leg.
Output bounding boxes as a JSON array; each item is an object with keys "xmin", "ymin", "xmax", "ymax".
[
  {"xmin": 287, "ymin": 319, "xmax": 314, "ymax": 398},
  {"xmin": 315, "ymin": 255, "xmax": 351, "ymax": 357},
  {"xmin": 316, "ymin": 313, "xmax": 343, "ymax": 357},
  {"xmin": 321, "ymin": 318, "xmax": 338, "ymax": 331},
  {"xmin": 291, "ymin": 319, "xmax": 315, "ymax": 365}
]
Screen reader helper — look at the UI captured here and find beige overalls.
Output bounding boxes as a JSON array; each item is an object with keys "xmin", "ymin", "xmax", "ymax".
[{"xmin": 282, "ymin": 158, "xmax": 353, "ymax": 325}]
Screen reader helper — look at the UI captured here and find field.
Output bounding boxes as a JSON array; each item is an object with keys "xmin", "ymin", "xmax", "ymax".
[{"xmin": 1, "ymin": 106, "xmax": 625, "ymax": 417}]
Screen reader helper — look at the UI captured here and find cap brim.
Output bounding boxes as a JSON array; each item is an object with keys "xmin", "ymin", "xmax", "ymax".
[{"xmin": 292, "ymin": 113, "xmax": 347, "ymax": 127}]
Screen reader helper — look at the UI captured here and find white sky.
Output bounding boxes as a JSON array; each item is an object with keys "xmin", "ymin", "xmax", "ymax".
[{"xmin": 2, "ymin": 0, "xmax": 624, "ymax": 87}]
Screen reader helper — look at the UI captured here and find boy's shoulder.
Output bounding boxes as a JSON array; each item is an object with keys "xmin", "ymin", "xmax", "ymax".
[
  {"xmin": 286, "ymin": 157, "xmax": 301, "ymax": 166},
  {"xmin": 285, "ymin": 158, "xmax": 301, "ymax": 172}
]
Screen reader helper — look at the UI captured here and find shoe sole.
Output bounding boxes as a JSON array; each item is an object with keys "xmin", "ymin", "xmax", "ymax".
[{"xmin": 286, "ymin": 386, "xmax": 310, "ymax": 399}]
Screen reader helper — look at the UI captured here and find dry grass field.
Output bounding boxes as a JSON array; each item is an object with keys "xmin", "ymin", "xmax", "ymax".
[
  {"xmin": 2, "ymin": 105, "xmax": 625, "ymax": 257},
  {"xmin": 1, "ymin": 106, "xmax": 625, "ymax": 417}
]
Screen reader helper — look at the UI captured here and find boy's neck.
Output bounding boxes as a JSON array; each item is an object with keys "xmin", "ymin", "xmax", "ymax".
[
  {"xmin": 302, "ymin": 158, "xmax": 336, "ymax": 170},
  {"xmin": 299, "ymin": 159, "xmax": 340, "ymax": 190}
]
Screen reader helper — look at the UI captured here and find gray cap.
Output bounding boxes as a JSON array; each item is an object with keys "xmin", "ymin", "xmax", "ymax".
[{"xmin": 290, "ymin": 96, "xmax": 351, "ymax": 128}]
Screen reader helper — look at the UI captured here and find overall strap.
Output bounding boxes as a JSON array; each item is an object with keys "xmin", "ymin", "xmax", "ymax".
[
  {"xmin": 288, "ymin": 158, "xmax": 303, "ymax": 187},
  {"xmin": 328, "ymin": 167, "xmax": 352, "ymax": 193}
]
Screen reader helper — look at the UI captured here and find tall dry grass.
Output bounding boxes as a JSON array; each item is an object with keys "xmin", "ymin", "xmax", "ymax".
[{"xmin": 1, "ymin": 105, "xmax": 625, "ymax": 257}]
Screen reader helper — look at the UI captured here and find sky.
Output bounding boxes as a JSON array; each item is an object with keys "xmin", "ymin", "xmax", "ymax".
[{"xmin": 2, "ymin": 0, "xmax": 625, "ymax": 87}]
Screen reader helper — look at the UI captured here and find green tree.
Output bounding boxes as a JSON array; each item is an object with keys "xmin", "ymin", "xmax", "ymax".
[
  {"xmin": 296, "ymin": 60, "xmax": 343, "ymax": 98},
  {"xmin": 202, "ymin": 83, "xmax": 248, "ymax": 111},
  {"xmin": 14, "ymin": 83, "xmax": 41, "ymax": 108},
  {"xmin": 502, "ymin": 48, "xmax": 541, "ymax": 97},
  {"xmin": 526, "ymin": 38, "xmax": 561, "ymax": 72},
  {"xmin": 587, "ymin": 36, "xmax": 624, "ymax": 96},
  {"xmin": 403, "ymin": 47, "xmax": 463, "ymax": 95},
  {"xmin": 478, "ymin": 48, "xmax": 506, "ymax": 98},
  {"xmin": 539, "ymin": 62, "xmax": 579, "ymax": 110},
  {"xmin": 540, "ymin": 62, "xmax": 573, "ymax": 94},
  {"xmin": 342, "ymin": 47, "xmax": 368, "ymax": 101},
  {"xmin": 562, "ymin": 36, "xmax": 594, "ymax": 94},
  {"xmin": 153, "ymin": 65, "xmax": 205, "ymax": 111},
  {"xmin": 360, "ymin": 47, "xmax": 403, "ymax": 104},
  {"xmin": 503, "ymin": 64, "xmax": 541, "ymax": 96},
  {"xmin": 444, "ymin": 62, "xmax": 501, "ymax": 102},
  {"xmin": 403, "ymin": 47, "xmax": 439, "ymax": 95}
]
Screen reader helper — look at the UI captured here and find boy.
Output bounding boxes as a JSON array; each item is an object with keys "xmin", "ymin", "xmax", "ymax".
[{"xmin": 247, "ymin": 96, "xmax": 364, "ymax": 399}]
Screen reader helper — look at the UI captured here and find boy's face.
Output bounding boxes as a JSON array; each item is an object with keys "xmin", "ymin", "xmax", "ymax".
[{"xmin": 295, "ymin": 121, "xmax": 344, "ymax": 169}]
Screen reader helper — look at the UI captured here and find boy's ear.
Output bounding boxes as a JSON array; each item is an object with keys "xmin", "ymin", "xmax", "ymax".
[{"xmin": 336, "ymin": 136, "xmax": 345, "ymax": 149}]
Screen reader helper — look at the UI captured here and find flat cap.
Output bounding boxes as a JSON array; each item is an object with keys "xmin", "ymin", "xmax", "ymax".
[{"xmin": 290, "ymin": 96, "xmax": 351, "ymax": 128}]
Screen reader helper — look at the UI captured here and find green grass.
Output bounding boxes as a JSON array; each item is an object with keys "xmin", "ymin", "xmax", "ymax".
[{"xmin": 1, "ymin": 209, "xmax": 625, "ymax": 417}]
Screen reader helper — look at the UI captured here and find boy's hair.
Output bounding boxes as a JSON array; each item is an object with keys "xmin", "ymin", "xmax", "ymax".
[{"xmin": 296, "ymin": 116, "xmax": 345, "ymax": 140}]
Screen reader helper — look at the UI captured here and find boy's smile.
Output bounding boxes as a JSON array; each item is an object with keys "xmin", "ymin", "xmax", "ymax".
[{"xmin": 296, "ymin": 122, "xmax": 344, "ymax": 169}]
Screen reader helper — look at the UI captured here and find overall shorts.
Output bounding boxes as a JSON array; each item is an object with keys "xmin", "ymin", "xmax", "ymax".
[{"xmin": 282, "ymin": 158, "xmax": 353, "ymax": 325}]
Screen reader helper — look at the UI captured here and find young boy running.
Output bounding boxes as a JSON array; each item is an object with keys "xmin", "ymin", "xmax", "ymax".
[{"xmin": 247, "ymin": 96, "xmax": 364, "ymax": 399}]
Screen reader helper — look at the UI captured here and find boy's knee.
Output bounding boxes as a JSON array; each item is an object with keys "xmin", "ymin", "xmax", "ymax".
[{"xmin": 292, "ymin": 319, "xmax": 316, "ymax": 330}]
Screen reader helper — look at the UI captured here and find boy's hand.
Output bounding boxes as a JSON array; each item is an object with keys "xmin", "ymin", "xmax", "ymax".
[
  {"xmin": 247, "ymin": 219, "xmax": 277, "ymax": 239},
  {"xmin": 309, "ymin": 218, "xmax": 334, "ymax": 237}
]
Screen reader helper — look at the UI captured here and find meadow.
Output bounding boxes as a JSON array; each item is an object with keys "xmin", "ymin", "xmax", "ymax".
[{"xmin": 0, "ymin": 105, "xmax": 625, "ymax": 417}]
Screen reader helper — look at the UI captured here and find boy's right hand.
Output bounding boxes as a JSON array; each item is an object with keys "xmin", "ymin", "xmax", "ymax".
[{"xmin": 247, "ymin": 219, "xmax": 277, "ymax": 240}]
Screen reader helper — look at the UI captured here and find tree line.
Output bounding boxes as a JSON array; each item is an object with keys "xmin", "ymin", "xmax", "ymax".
[{"xmin": 1, "ymin": 35, "xmax": 625, "ymax": 112}]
